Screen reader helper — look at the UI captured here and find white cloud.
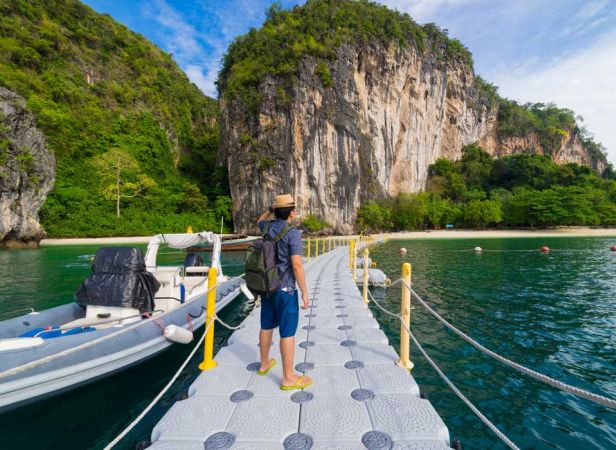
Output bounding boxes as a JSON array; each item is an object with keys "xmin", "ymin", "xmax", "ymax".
[
  {"xmin": 574, "ymin": 0, "xmax": 610, "ymax": 20},
  {"xmin": 383, "ymin": 0, "xmax": 480, "ymax": 22},
  {"xmin": 149, "ymin": 0, "xmax": 202, "ymax": 63},
  {"xmin": 492, "ymin": 30, "xmax": 616, "ymax": 163},
  {"xmin": 194, "ymin": 0, "xmax": 272, "ymax": 96},
  {"xmin": 185, "ymin": 64, "xmax": 217, "ymax": 97}
]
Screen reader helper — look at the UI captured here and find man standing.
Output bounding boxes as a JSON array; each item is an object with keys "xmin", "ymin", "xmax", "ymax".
[{"xmin": 256, "ymin": 194, "xmax": 313, "ymax": 390}]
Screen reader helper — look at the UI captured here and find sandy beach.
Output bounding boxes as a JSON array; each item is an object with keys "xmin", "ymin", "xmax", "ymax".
[
  {"xmin": 386, "ymin": 228, "xmax": 616, "ymax": 240},
  {"xmin": 39, "ymin": 228, "xmax": 616, "ymax": 246}
]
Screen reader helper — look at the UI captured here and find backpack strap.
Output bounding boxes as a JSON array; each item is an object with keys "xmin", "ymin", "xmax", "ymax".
[
  {"xmin": 273, "ymin": 224, "xmax": 295, "ymax": 243},
  {"xmin": 262, "ymin": 221, "xmax": 272, "ymax": 239}
]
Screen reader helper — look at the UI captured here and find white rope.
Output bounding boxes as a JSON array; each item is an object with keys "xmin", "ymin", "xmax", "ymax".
[
  {"xmin": 103, "ymin": 318, "xmax": 213, "ymax": 449},
  {"xmin": 104, "ymin": 307, "xmax": 248, "ymax": 449},
  {"xmin": 212, "ymin": 313, "xmax": 246, "ymax": 331},
  {"xmin": 397, "ymin": 280, "xmax": 616, "ymax": 410},
  {"xmin": 365, "ymin": 288, "xmax": 520, "ymax": 449},
  {"xmin": 407, "ymin": 326, "xmax": 521, "ymax": 450}
]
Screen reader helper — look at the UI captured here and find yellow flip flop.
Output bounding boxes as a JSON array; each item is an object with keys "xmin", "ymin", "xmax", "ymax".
[
  {"xmin": 256, "ymin": 358, "xmax": 276, "ymax": 375},
  {"xmin": 280, "ymin": 375, "xmax": 313, "ymax": 391}
]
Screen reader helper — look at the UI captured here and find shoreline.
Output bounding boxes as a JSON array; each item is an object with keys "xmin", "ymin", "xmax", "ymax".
[
  {"xmin": 39, "ymin": 228, "xmax": 616, "ymax": 246},
  {"xmin": 386, "ymin": 228, "xmax": 616, "ymax": 240}
]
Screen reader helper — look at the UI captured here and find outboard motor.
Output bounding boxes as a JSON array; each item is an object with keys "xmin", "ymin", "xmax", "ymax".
[{"xmin": 75, "ymin": 247, "xmax": 160, "ymax": 313}]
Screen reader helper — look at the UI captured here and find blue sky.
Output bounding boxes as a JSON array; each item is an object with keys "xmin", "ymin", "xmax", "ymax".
[{"xmin": 83, "ymin": 0, "xmax": 616, "ymax": 163}]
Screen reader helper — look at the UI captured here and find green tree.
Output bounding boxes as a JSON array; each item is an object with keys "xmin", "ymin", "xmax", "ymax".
[
  {"xmin": 462, "ymin": 200, "xmax": 503, "ymax": 228},
  {"xmin": 94, "ymin": 148, "xmax": 156, "ymax": 218},
  {"xmin": 393, "ymin": 193, "xmax": 428, "ymax": 230},
  {"xmin": 357, "ymin": 200, "xmax": 390, "ymax": 231}
]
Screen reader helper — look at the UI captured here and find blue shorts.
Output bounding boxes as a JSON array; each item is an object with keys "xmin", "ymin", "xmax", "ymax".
[{"xmin": 260, "ymin": 289, "xmax": 299, "ymax": 338}]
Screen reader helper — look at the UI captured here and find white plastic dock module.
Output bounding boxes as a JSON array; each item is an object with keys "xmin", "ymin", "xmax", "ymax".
[{"xmin": 151, "ymin": 248, "xmax": 450, "ymax": 449}]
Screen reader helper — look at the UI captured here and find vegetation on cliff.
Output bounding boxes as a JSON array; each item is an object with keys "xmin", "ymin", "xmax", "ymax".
[
  {"xmin": 218, "ymin": 0, "xmax": 472, "ymax": 112},
  {"xmin": 0, "ymin": 0, "xmax": 228, "ymax": 237},
  {"xmin": 220, "ymin": 0, "xmax": 608, "ymax": 168},
  {"xmin": 496, "ymin": 100, "xmax": 608, "ymax": 166},
  {"xmin": 358, "ymin": 145, "xmax": 616, "ymax": 231}
]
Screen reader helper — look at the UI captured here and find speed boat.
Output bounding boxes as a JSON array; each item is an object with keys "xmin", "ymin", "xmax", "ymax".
[{"xmin": 0, "ymin": 231, "xmax": 247, "ymax": 413}]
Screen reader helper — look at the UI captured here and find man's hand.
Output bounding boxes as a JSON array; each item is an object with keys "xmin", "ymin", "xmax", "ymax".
[{"xmin": 300, "ymin": 292, "xmax": 310, "ymax": 309}]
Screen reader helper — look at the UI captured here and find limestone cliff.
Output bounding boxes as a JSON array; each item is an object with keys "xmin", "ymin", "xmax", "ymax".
[
  {"xmin": 219, "ymin": 1, "xmax": 606, "ymax": 233},
  {"xmin": 479, "ymin": 129, "xmax": 606, "ymax": 173},
  {"xmin": 0, "ymin": 88, "xmax": 54, "ymax": 248},
  {"xmin": 221, "ymin": 42, "xmax": 495, "ymax": 233}
]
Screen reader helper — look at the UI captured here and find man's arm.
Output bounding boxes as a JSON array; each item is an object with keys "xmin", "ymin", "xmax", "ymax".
[
  {"xmin": 291, "ymin": 255, "xmax": 309, "ymax": 309},
  {"xmin": 257, "ymin": 209, "xmax": 272, "ymax": 225}
]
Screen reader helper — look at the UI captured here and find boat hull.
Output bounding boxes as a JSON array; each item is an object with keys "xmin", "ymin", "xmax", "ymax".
[{"xmin": 0, "ymin": 277, "xmax": 244, "ymax": 413}]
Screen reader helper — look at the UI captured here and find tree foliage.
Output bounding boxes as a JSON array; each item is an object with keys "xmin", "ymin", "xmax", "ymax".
[
  {"xmin": 0, "ymin": 0, "xmax": 229, "ymax": 236},
  {"xmin": 358, "ymin": 144, "xmax": 616, "ymax": 231},
  {"xmin": 218, "ymin": 0, "xmax": 473, "ymax": 112}
]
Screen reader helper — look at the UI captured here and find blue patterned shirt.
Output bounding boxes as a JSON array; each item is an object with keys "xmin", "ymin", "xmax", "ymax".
[{"xmin": 258, "ymin": 219, "xmax": 303, "ymax": 291}]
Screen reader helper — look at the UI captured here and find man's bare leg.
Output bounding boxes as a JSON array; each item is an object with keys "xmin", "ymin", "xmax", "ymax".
[
  {"xmin": 259, "ymin": 329, "xmax": 274, "ymax": 371},
  {"xmin": 280, "ymin": 336, "xmax": 312, "ymax": 386}
]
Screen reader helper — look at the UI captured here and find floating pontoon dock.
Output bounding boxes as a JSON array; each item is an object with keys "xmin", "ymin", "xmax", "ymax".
[{"xmin": 149, "ymin": 246, "xmax": 449, "ymax": 449}]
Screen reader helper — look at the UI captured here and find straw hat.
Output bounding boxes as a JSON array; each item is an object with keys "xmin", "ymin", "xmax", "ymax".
[{"xmin": 272, "ymin": 193, "xmax": 295, "ymax": 209}]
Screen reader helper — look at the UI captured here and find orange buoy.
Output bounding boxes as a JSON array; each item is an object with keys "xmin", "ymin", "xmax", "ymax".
[
  {"xmin": 540, "ymin": 246, "xmax": 550, "ymax": 253},
  {"xmin": 610, "ymin": 245, "xmax": 616, "ymax": 251}
]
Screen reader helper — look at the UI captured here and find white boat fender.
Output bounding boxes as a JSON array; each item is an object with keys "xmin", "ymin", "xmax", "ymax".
[
  {"xmin": 164, "ymin": 324, "xmax": 193, "ymax": 344},
  {"xmin": 240, "ymin": 283, "xmax": 255, "ymax": 300}
]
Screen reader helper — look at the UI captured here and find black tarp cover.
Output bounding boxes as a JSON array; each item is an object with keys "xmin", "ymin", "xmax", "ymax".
[{"xmin": 75, "ymin": 247, "xmax": 160, "ymax": 313}]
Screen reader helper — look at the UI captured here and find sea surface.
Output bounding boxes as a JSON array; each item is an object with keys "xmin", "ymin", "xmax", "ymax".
[{"xmin": 0, "ymin": 237, "xmax": 615, "ymax": 449}]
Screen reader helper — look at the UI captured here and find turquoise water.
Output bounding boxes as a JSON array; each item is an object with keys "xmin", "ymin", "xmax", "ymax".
[{"xmin": 0, "ymin": 238, "xmax": 615, "ymax": 449}]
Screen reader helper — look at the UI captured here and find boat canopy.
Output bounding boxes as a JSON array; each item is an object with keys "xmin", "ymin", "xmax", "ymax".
[{"xmin": 145, "ymin": 232, "xmax": 222, "ymax": 275}]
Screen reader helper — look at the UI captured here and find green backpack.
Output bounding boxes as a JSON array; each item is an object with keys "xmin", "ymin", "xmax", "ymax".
[{"xmin": 245, "ymin": 223, "xmax": 295, "ymax": 297}]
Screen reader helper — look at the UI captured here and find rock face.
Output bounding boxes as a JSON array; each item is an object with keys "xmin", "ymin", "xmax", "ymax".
[
  {"xmin": 221, "ymin": 43, "xmax": 494, "ymax": 233},
  {"xmin": 479, "ymin": 129, "xmax": 606, "ymax": 173},
  {"xmin": 0, "ymin": 87, "xmax": 55, "ymax": 248},
  {"xmin": 220, "ymin": 42, "xmax": 601, "ymax": 233}
]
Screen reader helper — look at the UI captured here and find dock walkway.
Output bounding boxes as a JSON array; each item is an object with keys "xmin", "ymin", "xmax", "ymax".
[{"xmin": 150, "ymin": 247, "xmax": 450, "ymax": 449}]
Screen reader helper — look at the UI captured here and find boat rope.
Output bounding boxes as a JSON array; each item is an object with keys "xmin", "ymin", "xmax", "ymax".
[
  {"xmin": 365, "ymin": 288, "xmax": 519, "ymax": 449},
  {"xmin": 104, "ymin": 299, "xmax": 249, "ymax": 449},
  {"xmin": 391, "ymin": 278, "xmax": 616, "ymax": 409},
  {"xmin": 103, "ymin": 317, "xmax": 213, "ymax": 450},
  {"xmin": 0, "ymin": 276, "xmax": 246, "ymax": 380}
]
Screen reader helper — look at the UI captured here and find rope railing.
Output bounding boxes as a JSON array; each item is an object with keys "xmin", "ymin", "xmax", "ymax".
[
  {"xmin": 103, "ymin": 309, "xmax": 248, "ymax": 450},
  {"xmin": 364, "ymin": 287, "xmax": 520, "ymax": 449},
  {"xmin": 407, "ymin": 325, "xmax": 520, "ymax": 450},
  {"xmin": 392, "ymin": 278, "xmax": 616, "ymax": 410},
  {"xmin": 363, "ymin": 269, "xmax": 616, "ymax": 447},
  {"xmin": 366, "ymin": 263, "xmax": 616, "ymax": 448}
]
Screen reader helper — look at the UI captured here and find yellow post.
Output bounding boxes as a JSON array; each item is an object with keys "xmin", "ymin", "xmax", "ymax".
[
  {"xmin": 199, "ymin": 267, "xmax": 218, "ymax": 371},
  {"xmin": 362, "ymin": 248, "xmax": 369, "ymax": 304},
  {"xmin": 352, "ymin": 239, "xmax": 357, "ymax": 282},
  {"xmin": 186, "ymin": 225, "xmax": 193, "ymax": 233},
  {"xmin": 329, "ymin": 238, "xmax": 332, "ymax": 252},
  {"xmin": 349, "ymin": 239, "xmax": 355, "ymax": 269},
  {"xmin": 322, "ymin": 238, "xmax": 326, "ymax": 254},
  {"xmin": 315, "ymin": 239, "xmax": 319, "ymax": 257},
  {"xmin": 307, "ymin": 238, "xmax": 311, "ymax": 261},
  {"xmin": 396, "ymin": 263, "xmax": 414, "ymax": 371}
]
